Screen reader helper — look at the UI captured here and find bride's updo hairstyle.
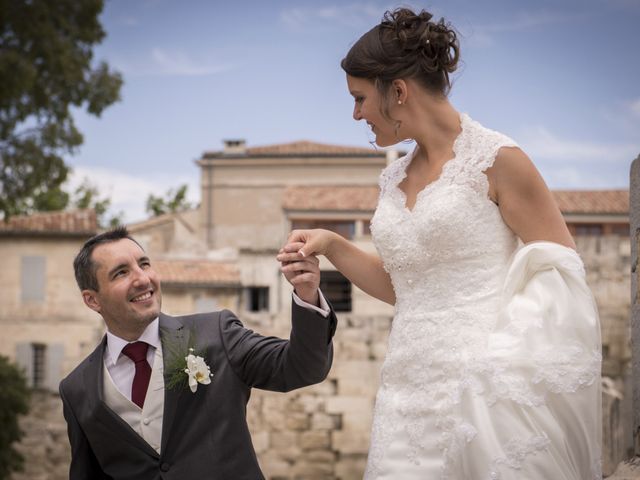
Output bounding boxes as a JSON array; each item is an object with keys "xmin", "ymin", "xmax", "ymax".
[{"xmin": 342, "ymin": 8, "xmax": 459, "ymax": 105}]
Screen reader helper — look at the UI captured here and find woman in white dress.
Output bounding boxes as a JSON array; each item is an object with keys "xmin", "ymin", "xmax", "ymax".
[{"xmin": 278, "ymin": 8, "xmax": 601, "ymax": 480}]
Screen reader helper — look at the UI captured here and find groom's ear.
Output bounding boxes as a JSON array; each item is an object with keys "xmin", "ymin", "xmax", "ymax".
[{"xmin": 82, "ymin": 290, "xmax": 101, "ymax": 313}]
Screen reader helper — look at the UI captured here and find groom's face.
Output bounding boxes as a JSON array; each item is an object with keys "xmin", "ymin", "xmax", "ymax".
[{"xmin": 82, "ymin": 238, "xmax": 162, "ymax": 338}]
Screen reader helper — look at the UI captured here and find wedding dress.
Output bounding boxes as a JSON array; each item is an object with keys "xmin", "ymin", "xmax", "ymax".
[{"xmin": 367, "ymin": 113, "xmax": 602, "ymax": 479}]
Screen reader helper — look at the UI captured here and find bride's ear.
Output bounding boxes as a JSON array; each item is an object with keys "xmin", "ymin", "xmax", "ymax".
[{"xmin": 392, "ymin": 79, "xmax": 408, "ymax": 105}]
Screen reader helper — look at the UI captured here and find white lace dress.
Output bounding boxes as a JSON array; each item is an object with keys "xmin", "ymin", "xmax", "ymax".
[{"xmin": 367, "ymin": 113, "xmax": 602, "ymax": 479}]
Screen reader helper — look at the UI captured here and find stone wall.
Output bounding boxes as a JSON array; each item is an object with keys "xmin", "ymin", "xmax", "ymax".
[{"xmin": 10, "ymin": 392, "xmax": 70, "ymax": 480}]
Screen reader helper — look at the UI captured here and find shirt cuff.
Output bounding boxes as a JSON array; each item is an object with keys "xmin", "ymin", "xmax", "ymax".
[{"xmin": 292, "ymin": 290, "xmax": 330, "ymax": 318}]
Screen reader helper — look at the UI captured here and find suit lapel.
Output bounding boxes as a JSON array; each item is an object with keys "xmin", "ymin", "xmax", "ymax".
[
  {"xmin": 159, "ymin": 313, "xmax": 186, "ymax": 453},
  {"xmin": 85, "ymin": 336, "xmax": 160, "ymax": 458}
]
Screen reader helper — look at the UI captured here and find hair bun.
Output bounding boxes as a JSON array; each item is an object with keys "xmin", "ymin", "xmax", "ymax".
[{"xmin": 381, "ymin": 8, "xmax": 459, "ymax": 75}]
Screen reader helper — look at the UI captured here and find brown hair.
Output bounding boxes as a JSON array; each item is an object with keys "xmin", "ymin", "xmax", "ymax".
[
  {"xmin": 73, "ymin": 226, "xmax": 143, "ymax": 291},
  {"xmin": 341, "ymin": 8, "xmax": 460, "ymax": 113}
]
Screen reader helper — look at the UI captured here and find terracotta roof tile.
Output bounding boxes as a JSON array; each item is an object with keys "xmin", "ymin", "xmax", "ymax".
[
  {"xmin": 204, "ymin": 140, "xmax": 386, "ymax": 158},
  {"xmin": 155, "ymin": 260, "xmax": 240, "ymax": 286},
  {"xmin": 283, "ymin": 186, "xmax": 379, "ymax": 211},
  {"xmin": 283, "ymin": 187, "xmax": 630, "ymax": 215},
  {"xmin": 552, "ymin": 190, "xmax": 628, "ymax": 214},
  {"xmin": 0, "ymin": 209, "xmax": 98, "ymax": 235}
]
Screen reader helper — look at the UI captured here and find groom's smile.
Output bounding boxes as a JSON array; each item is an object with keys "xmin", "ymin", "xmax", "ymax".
[{"xmin": 81, "ymin": 238, "xmax": 162, "ymax": 340}]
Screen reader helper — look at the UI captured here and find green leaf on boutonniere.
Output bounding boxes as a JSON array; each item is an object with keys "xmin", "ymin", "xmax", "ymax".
[{"xmin": 161, "ymin": 327, "xmax": 208, "ymax": 392}]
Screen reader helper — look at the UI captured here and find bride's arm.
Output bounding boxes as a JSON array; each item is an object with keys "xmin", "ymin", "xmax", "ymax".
[
  {"xmin": 278, "ymin": 229, "xmax": 396, "ymax": 305},
  {"xmin": 486, "ymin": 147, "xmax": 576, "ymax": 249}
]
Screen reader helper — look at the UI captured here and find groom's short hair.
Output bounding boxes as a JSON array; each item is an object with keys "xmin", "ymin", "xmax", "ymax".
[{"xmin": 73, "ymin": 226, "xmax": 144, "ymax": 292}]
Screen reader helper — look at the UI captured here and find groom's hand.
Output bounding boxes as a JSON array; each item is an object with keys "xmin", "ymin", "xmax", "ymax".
[{"xmin": 279, "ymin": 241, "xmax": 320, "ymax": 306}]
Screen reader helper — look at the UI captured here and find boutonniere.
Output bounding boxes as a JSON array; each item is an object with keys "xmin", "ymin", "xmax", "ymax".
[
  {"xmin": 163, "ymin": 328, "xmax": 214, "ymax": 393},
  {"xmin": 184, "ymin": 348, "xmax": 213, "ymax": 393}
]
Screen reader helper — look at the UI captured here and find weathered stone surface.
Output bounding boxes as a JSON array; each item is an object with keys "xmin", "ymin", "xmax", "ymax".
[{"xmin": 300, "ymin": 431, "xmax": 331, "ymax": 450}]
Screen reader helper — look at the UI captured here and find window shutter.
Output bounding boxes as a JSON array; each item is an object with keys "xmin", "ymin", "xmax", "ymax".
[
  {"xmin": 15, "ymin": 343, "xmax": 34, "ymax": 388},
  {"xmin": 21, "ymin": 256, "xmax": 46, "ymax": 302},
  {"xmin": 45, "ymin": 344, "xmax": 64, "ymax": 392}
]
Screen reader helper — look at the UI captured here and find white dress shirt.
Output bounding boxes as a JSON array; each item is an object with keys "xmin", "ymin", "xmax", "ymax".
[{"xmin": 104, "ymin": 318, "xmax": 161, "ymax": 401}]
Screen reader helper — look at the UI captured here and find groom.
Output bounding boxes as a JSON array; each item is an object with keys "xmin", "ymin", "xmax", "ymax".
[{"xmin": 59, "ymin": 227, "xmax": 336, "ymax": 479}]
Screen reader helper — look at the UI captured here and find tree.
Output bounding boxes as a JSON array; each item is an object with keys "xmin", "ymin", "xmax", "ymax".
[
  {"xmin": 0, "ymin": 0, "xmax": 123, "ymax": 220},
  {"xmin": 146, "ymin": 184, "xmax": 193, "ymax": 217},
  {"xmin": 0, "ymin": 355, "xmax": 30, "ymax": 480},
  {"xmin": 72, "ymin": 178, "xmax": 123, "ymax": 228}
]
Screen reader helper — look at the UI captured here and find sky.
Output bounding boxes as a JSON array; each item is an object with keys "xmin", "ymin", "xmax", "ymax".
[{"xmin": 66, "ymin": 0, "xmax": 640, "ymax": 223}]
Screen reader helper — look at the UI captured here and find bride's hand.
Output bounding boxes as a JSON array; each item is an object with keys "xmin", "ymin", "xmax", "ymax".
[{"xmin": 277, "ymin": 229, "xmax": 338, "ymax": 259}]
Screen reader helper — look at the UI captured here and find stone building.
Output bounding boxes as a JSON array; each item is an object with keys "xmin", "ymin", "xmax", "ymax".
[{"xmin": 4, "ymin": 139, "xmax": 632, "ymax": 479}]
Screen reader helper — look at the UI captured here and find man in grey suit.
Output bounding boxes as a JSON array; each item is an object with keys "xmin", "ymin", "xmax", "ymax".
[{"xmin": 59, "ymin": 227, "xmax": 336, "ymax": 479}]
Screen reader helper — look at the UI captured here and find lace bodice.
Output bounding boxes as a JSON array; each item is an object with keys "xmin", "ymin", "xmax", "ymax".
[
  {"xmin": 371, "ymin": 113, "xmax": 518, "ymax": 317},
  {"xmin": 365, "ymin": 114, "xmax": 602, "ymax": 480}
]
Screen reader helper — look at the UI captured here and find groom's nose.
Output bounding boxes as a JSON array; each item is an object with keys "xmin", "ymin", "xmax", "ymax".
[{"xmin": 131, "ymin": 265, "xmax": 151, "ymax": 287}]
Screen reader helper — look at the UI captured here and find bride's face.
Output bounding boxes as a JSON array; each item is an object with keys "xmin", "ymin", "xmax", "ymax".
[{"xmin": 347, "ymin": 75, "xmax": 400, "ymax": 147}]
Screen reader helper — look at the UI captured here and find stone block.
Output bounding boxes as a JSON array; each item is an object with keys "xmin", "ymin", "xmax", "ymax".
[
  {"xmin": 335, "ymin": 456, "xmax": 368, "ymax": 480},
  {"xmin": 259, "ymin": 452, "xmax": 292, "ymax": 479},
  {"xmin": 326, "ymin": 396, "xmax": 372, "ymax": 416},
  {"xmin": 311, "ymin": 412, "xmax": 341, "ymax": 430},
  {"xmin": 290, "ymin": 458, "xmax": 334, "ymax": 477},
  {"xmin": 252, "ymin": 430, "xmax": 270, "ymax": 454},
  {"xmin": 332, "ymin": 431, "xmax": 371, "ymax": 454},
  {"xmin": 285, "ymin": 411, "xmax": 310, "ymax": 430},
  {"xmin": 300, "ymin": 430, "xmax": 331, "ymax": 450}
]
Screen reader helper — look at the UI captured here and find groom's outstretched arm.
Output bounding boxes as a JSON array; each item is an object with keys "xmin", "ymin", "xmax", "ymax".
[{"xmin": 219, "ymin": 301, "xmax": 336, "ymax": 392}]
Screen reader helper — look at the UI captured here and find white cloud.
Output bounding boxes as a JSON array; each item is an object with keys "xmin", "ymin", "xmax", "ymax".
[
  {"xmin": 112, "ymin": 48, "xmax": 233, "ymax": 77},
  {"xmin": 519, "ymin": 126, "xmax": 638, "ymax": 163},
  {"xmin": 66, "ymin": 166, "xmax": 199, "ymax": 224},
  {"xmin": 281, "ymin": 4, "xmax": 384, "ymax": 30},
  {"xmin": 464, "ymin": 10, "xmax": 590, "ymax": 48},
  {"xmin": 118, "ymin": 15, "xmax": 139, "ymax": 27},
  {"xmin": 629, "ymin": 98, "xmax": 640, "ymax": 117},
  {"xmin": 150, "ymin": 48, "xmax": 232, "ymax": 77}
]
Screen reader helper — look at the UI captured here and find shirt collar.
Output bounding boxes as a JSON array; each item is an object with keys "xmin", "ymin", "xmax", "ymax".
[{"xmin": 105, "ymin": 317, "xmax": 161, "ymax": 367}]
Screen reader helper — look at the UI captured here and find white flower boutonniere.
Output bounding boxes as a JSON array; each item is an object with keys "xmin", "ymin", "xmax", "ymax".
[
  {"xmin": 162, "ymin": 328, "xmax": 214, "ymax": 393},
  {"xmin": 184, "ymin": 348, "xmax": 213, "ymax": 393}
]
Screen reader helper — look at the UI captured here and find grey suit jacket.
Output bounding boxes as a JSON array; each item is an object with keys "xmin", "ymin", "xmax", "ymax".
[{"xmin": 59, "ymin": 302, "xmax": 337, "ymax": 480}]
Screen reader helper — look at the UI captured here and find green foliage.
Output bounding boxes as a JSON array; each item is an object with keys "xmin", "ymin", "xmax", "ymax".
[
  {"xmin": 0, "ymin": 355, "xmax": 30, "ymax": 479},
  {"xmin": 71, "ymin": 177, "xmax": 123, "ymax": 228},
  {"xmin": 146, "ymin": 184, "xmax": 193, "ymax": 217},
  {"xmin": 0, "ymin": 0, "xmax": 123, "ymax": 220}
]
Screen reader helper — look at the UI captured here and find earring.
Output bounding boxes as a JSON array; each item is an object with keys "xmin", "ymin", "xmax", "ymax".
[{"xmin": 397, "ymin": 100, "xmax": 403, "ymax": 105}]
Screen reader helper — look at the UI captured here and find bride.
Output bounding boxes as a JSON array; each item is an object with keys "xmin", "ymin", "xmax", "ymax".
[{"xmin": 278, "ymin": 7, "xmax": 601, "ymax": 480}]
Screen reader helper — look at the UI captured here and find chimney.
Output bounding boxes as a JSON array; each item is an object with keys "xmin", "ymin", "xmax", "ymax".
[{"xmin": 223, "ymin": 139, "xmax": 247, "ymax": 155}]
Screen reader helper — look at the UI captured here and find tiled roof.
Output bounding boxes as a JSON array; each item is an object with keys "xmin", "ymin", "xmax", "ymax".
[
  {"xmin": 552, "ymin": 190, "xmax": 628, "ymax": 214},
  {"xmin": 0, "ymin": 209, "xmax": 97, "ymax": 236},
  {"xmin": 283, "ymin": 186, "xmax": 380, "ymax": 211},
  {"xmin": 203, "ymin": 140, "xmax": 386, "ymax": 158},
  {"xmin": 154, "ymin": 260, "xmax": 240, "ymax": 287},
  {"xmin": 283, "ymin": 187, "xmax": 630, "ymax": 215}
]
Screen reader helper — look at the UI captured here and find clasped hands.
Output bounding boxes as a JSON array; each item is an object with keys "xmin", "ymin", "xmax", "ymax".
[{"xmin": 277, "ymin": 229, "xmax": 335, "ymax": 308}]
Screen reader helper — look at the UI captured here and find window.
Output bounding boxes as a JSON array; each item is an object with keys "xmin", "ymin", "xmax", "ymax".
[
  {"xmin": 291, "ymin": 220, "xmax": 355, "ymax": 240},
  {"xmin": 21, "ymin": 256, "xmax": 46, "ymax": 303},
  {"xmin": 574, "ymin": 224, "xmax": 603, "ymax": 236},
  {"xmin": 610, "ymin": 224, "xmax": 629, "ymax": 236},
  {"xmin": 32, "ymin": 343, "xmax": 46, "ymax": 389},
  {"xmin": 320, "ymin": 271, "xmax": 352, "ymax": 312},
  {"xmin": 246, "ymin": 287, "xmax": 269, "ymax": 312},
  {"xmin": 15, "ymin": 342, "xmax": 64, "ymax": 391}
]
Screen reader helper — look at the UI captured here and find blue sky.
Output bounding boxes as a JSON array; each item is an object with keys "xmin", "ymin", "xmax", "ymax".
[{"xmin": 67, "ymin": 0, "xmax": 640, "ymax": 222}]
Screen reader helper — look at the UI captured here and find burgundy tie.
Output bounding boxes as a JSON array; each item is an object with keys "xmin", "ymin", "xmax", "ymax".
[{"xmin": 122, "ymin": 341, "xmax": 152, "ymax": 409}]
